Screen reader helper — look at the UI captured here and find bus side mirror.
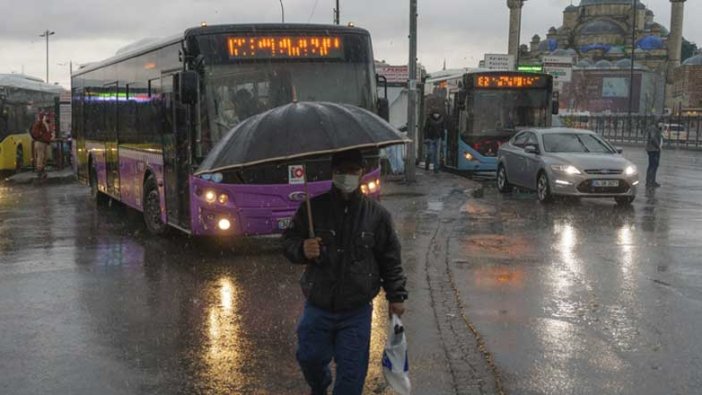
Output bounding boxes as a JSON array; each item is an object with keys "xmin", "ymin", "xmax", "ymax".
[
  {"xmin": 179, "ymin": 71, "xmax": 199, "ymax": 105},
  {"xmin": 378, "ymin": 98, "xmax": 390, "ymax": 121}
]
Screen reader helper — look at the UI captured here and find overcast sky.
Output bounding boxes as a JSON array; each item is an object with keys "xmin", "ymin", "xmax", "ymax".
[{"xmin": 1, "ymin": 0, "xmax": 699, "ymax": 88}]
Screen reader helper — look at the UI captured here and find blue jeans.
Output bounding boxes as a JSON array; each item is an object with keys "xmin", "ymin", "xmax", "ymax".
[
  {"xmin": 647, "ymin": 150, "xmax": 660, "ymax": 186},
  {"xmin": 424, "ymin": 138, "xmax": 440, "ymax": 172},
  {"xmin": 296, "ymin": 303, "xmax": 373, "ymax": 395}
]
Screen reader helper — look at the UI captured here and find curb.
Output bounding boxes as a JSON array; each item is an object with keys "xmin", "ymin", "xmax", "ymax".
[{"xmin": 3, "ymin": 171, "xmax": 76, "ymax": 186}]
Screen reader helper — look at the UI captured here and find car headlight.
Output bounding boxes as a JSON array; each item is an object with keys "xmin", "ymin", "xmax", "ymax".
[
  {"xmin": 624, "ymin": 165, "xmax": 637, "ymax": 176},
  {"xmin": 550, "ymin": 164, "xmax": 581, "ymax": 175}
]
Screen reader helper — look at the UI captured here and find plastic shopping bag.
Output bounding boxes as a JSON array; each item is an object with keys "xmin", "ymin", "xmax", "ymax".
[{"xmin": 382, "ymin": 314, "xmax": 411, "ymax": 395}]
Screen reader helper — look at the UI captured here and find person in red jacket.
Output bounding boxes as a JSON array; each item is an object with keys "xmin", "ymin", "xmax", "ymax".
[{"xmin": 31, "ymin": 114, "xmax": 53, "ymax": 178}]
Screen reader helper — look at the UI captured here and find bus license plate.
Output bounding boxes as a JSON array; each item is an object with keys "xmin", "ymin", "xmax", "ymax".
[
  {"xmin": 277, "ymin": 218, "xmax": 292, "ymax": 230},
  {"xmin": 592, "ymin": 180, "xmax": 619, "ymax": 187}
]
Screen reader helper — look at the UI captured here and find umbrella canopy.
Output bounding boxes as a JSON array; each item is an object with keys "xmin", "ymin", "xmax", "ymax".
[{"xmin": 195, "ymin": 101, "xmax": 410, "ymax": 175}]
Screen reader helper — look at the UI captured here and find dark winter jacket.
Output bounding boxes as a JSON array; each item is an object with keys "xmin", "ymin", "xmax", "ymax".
[
  {"xmin": 424, "ymin": 116, "xmax": 446, "ymax": 140},
  {"xmin": 282, "ymin": 188, "xmax": 408, "ymax": 312},
  {"xmin": 644, "ymin": 124, "xmax": 662, "ymax": 152}
]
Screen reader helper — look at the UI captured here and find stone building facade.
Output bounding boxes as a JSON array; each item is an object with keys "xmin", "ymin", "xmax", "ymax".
[{"xmin": 671, "ymin": 55, "xmax": 702, "ymax": 112}]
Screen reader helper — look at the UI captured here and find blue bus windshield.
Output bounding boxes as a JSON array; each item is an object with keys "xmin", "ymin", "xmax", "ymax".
[{"xmin": 462, "ymin": 89, "xmax": 549, "ymax": 145}]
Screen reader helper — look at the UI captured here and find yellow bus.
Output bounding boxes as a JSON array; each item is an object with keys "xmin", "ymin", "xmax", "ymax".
[{"xmin": 0, "ymin": 74, "xmax": 62, "ymax": 171}]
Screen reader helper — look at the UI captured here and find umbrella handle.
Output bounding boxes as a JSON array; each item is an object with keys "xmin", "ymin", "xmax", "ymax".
[{"xmin": 303, "ymin": 166, "xmax": 315, "ymax": 239}]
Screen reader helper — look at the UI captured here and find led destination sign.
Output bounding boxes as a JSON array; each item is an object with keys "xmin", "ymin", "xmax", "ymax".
[
  {"xmin": 227, "ymin": 35, "xmax": 344, "ymax": 59},
  {"xmin": 474, "ymin": 74, "xmax": 548, "ymax": 89}
]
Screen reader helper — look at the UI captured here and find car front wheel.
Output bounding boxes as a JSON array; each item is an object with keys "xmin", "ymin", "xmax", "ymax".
[
  {"xmin": 537, "ymin": 172, "xmax": 553, "ymax": 203},
  {"xmin": 496, "ymin": 165, "xmax": 513, "ymax": 193}
]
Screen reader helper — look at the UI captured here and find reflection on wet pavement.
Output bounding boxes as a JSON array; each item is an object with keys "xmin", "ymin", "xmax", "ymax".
[
  {"xmin": 451, "ymin": 149, "xmax": 702, "ymax": 394},
  {"xmin": 0, "ymin": 182, "xmax": 398, "ymax": 394}
]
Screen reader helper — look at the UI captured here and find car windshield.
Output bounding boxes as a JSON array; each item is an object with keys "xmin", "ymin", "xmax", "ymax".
[{"xmin": 543, "ymin": 133, "xmax": 614, "ymax": 153}]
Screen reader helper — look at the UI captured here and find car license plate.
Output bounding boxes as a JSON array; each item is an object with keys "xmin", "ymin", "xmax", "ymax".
[
  {"xmin": 592, "ymin": 180, "xmax": 619, "ymax": 187},
  {"xmin": 277, "ymin": 217, "xmax": 292, "ymax": 230}
]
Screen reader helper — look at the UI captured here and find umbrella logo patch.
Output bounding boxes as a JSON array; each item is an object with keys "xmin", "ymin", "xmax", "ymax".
[{"xmin": 288, "ymin": 165, "xmax": 305, "ymax": 185}]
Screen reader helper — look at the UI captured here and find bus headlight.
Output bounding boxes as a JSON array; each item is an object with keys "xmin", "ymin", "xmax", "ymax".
[
  {"xmin": 367, "ymin": 181, "xmax": 378, "ymax": 193},
  {"xmin": 218, "ymin": 193, "xmax": 229, "ymax": 204},
  {"xmin": 205, "ymin": 190, "xmax": 217, "ymax": 203},
  {"xmin": 464, "ymin": 152, "xmax": 475, "ymax": 161},
  {"xmin": 218, "ymin": 218, "xmax": 231, "ymax": 231}
]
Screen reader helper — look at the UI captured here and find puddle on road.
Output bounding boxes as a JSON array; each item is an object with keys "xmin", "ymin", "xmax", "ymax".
[{"xmin": 426, "ymin": 201, "xmax": 444, "ymax": 212}]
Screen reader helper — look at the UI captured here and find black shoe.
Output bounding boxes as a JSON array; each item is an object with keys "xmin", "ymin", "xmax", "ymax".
[{"xmin": 653, "ymin": 182, "xmax": 661, "ymax": 188}]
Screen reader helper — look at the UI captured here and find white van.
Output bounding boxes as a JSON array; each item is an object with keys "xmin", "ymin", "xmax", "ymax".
[{"xmin": 660, "ymin": 123, "xmax": 688, "ymax": 142}]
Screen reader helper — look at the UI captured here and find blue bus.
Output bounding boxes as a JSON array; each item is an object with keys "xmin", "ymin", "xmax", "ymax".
[{"xmin": 438, "ymin": 71, "xmax": 556, "ymax": 173}]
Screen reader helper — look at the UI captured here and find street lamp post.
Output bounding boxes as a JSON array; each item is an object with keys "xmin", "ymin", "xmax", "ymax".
[
  {"xmin": 39, "ymin": 30, "xmax": 55, "ymax": 83},
  {"xmin": 405, "ymin": 0, "xmax": 418, "ymax": 183},
  {"xmin": 334, "ymin": 0, "xmax": 340, "ymax": 25},
  {"xmin": 279, "ymin": 0, "xmax": 285, "ymax": 23},
  {"xmin": 628, "ymin": 0, "xmax": 637, "ymax": 134}
]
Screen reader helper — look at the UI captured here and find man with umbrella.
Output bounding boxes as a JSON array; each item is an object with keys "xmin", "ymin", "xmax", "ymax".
[{"xmin": 283, "ymin": 148, "xmax": 408, "ymax": 395}]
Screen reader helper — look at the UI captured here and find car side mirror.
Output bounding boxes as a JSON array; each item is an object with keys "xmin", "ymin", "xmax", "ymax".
[
  {"xmin": 377, "ymin": 98, "xmax": 390, "ymax": 121},
  {"xmin": 524, "ymin": 145, "xmax": 539, "ymax": 155},
  {"xmin": 615, "ymin": 147, "xmax": 624, "ymax": 154},
  {"xmin": 178, "ymin": 71, "xmax": 199, "ymax": 105}
]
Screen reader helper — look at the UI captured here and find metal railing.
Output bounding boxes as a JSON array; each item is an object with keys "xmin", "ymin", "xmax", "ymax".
[{"xmin": 559, "ymin": 114, "xmax": 702, "ymax": 150}]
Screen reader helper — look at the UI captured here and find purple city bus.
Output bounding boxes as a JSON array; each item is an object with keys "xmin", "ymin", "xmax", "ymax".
[{"xmin": 72, "ymin": 24, "xmax": 387, "ymax": 236}]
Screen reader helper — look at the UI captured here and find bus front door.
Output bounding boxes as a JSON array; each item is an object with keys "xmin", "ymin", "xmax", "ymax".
[
  {"xmin": 162, "ymin": 73, "xmax": 191, "ymax": 230},
  {"xmin": 446, "ymin": 92, "xmax": 460, "ymax": 168},
  {"xmin": 104, "ymin": 83, "xmax": 120, "ymax": 196}
]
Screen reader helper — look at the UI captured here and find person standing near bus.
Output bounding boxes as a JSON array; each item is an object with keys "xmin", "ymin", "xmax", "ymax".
[
  {"xmin": 644, "ymin": 117, "xmax": 663, "ymax": 189},
  {"xmin": 283, "ymin": 149, "xmax": 408, "ymax": 395},
  {"xmin": 423, "ymin": 110, "xmax": 446, "ymax": 173},
  {"xmin": 30, "ymin": 114, "xmax": 53, "ymax": 179}
]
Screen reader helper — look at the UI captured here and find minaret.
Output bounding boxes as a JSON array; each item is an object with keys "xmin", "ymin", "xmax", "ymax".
[
  {"xmin": 668, "ymin": 0, "xmax": 686, "ymax": 68},
  {"xmin": 507, "ymin": 0, "xmax": 526, "ymax": 59}
]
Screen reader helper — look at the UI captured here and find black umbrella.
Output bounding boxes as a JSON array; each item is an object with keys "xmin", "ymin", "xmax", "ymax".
[
  {"xmin": 195, "ymin": 101, "xmax": 410, "ymax": 238},
  {"xmin": 195, "ymin": 101, "xmax": 410, "ymax": 174}
]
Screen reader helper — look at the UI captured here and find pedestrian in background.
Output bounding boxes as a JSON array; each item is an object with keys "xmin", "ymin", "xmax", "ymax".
[
  {"xmin": 644, "ymin": 116, "xmax": 663, "ymax": 189},
  {"xmin": 283, "ymin": 149, "xmax": 408, "ymax": 395},
  {"xmin": 30, "ymin": 114, "xmax": 53, "ymax": 179},
  {"xmin": 423, "ymin": 111, "xmax": 446, "ymax": 173}
]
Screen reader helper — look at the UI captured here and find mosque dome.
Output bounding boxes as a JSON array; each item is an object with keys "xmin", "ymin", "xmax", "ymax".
[
  {"xmin": 575, "ymin": 59, "xmax": 593, "ymax": 68},
  {"xmin": 580, "ymin": 19, "xmax": 626, "ymax": 36},
  {"xmin": 637, "ymin": 35, "xmax": 665, "ymax": 50},
  {"xmin": 615, "ymin": 59, "xmax": 648, "ymax": 70},
  {"xmin": 538, "ymin": 38, "xmax": 559, "ymax": 52},
  {"xmin": 607, "ymin": 46, "xmax": 625, "ymax": 55},
  {"xmin": 551, "ymin": 49, "xmax": 569, "ymax": 56},
  {"xmin": 580, "ymin": 0, "xmax": 635, "ymax": 5},
  {"xmin": 682, "ymin": 55, "xmax": 702, "ymax": 66},
  {"xmin": 594, "ymin": 59, "xmax": 614, "ymax": 68}
]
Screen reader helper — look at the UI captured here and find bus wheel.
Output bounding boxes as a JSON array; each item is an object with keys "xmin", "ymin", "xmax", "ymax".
[
  {"xmin": 89, "ymin": 162, "xmax": 109, "ymax": 205},
  {"xmin": 15, "ymin": 146, "xmax": 23, "ymax": 173},
  {"xmin": 496, "ymin": 165, "xmax": 513, "ymax": 193},
  {"xmin": 143, "ymin": 175, "xmax": 168, "ymax": 235},
  {"xmin": 537, "ymin": 172, "xmax": 553, "ymax": 204}
]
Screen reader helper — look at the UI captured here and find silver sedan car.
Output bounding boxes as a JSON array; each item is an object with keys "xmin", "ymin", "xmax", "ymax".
[{"xmin": 496, "ymin": 128, "xmax": 639, "ymax": 205}]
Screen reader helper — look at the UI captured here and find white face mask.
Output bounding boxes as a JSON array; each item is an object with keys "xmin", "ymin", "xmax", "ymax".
[{"xmin": 332, "ymin": 174, "xmax": 361, "ymax": 193}]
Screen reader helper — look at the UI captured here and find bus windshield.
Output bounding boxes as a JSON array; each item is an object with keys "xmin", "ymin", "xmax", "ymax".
[
  {"xmin": 463, "ymin": 89, "xmax": 549, "ymax": 145},
  {"xmin": 200, "ymin": 62, "xmax": 372, "ymax": 157}
]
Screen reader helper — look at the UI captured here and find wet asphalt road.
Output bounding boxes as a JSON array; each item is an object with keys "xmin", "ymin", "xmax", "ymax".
[
  {"xmin": 452, "ymin": 148, "xmax": 702, "ymax": 394},
  {"xmin": 0, "ymin": 172, "xmax": 454, "ymax": 395},
  {"xmin": 1, "ymin": 146, "xmax": 701, "ymax": 395}
]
